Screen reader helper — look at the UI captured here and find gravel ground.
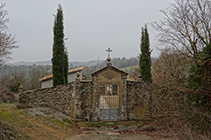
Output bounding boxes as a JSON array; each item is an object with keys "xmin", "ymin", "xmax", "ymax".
[{"xmin": 67, "ymin": 134, "xmax": 154, "ymax": 140}]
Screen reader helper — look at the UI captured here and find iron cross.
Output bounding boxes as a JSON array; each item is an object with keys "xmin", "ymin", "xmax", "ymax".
[{"xmin": 106, "ymin": 47, "xmax": 112, "ymax": 58}]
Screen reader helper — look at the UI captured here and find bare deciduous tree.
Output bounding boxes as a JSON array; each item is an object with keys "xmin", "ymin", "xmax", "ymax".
[
  {"xmin": 151, "ymin": 0, "xmax": 211, "ymax": 61},
  {"xmin": 0, "ymin": 3, "xmax": 18, "ymax": 67},
  {"xmin": 152, "ymin": 48, "xmax": 193, "ymax": 92},
  {"xmin": 152, "ymin": 0, "xmax": 211, "ymax": 134}
]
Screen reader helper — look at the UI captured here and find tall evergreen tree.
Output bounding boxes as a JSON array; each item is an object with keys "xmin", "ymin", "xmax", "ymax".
[
  {"xmin": 139, "ymin": 25, "xmax": 152, "ymax": 83},
  {"xmin": 52, "ymin": 4, "xmax": 65, "ymax": 86},
  {"xmin": 64, "ymin": 48, "xmax": 68, "ymax": 84}
]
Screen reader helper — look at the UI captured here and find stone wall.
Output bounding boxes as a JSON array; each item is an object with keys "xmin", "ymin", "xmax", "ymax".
[
  {"xmin": 126, "ymin": 81, "xmax": 151, "ymax": 120},
  {"xmin": 19, "ymin": 83, "xmax": 75, "ymax": 118},
  {"xmin": 126, "ymin": 81, "xmax": 185, "ymax": 119},
  {"xmin": 74, "ymin": 81, "xmax": 92, "ymax": 121},
  {"xmin": 19, "ymin": 79, "xmax": 185, "ymax": 121}
]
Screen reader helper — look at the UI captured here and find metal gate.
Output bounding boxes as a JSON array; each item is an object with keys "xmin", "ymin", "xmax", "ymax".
[{"xmin": 99, "ymin": 84, "xmax": 119, "ymax": 120}]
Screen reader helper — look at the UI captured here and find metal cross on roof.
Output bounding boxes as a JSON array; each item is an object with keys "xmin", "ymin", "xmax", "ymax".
[{"xmin": 106, "ymin": 47, "xmax": 112, "ymax": 58}]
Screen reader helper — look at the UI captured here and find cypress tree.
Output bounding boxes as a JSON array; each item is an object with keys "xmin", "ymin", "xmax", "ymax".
[
  {"xmin": 52, "ymin": 4, "xmax": 65, "ymax": 86},
  {"xmin": 139, "ymin": 25, "xmax": 152, "ymax": 83},
  {"xmin": 64, "ymin": 48, "xmax": 68, "ymax": 84}
]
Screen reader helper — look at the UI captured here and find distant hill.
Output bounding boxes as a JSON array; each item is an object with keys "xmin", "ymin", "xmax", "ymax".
[
  {"xmin": 70, "ymin": 60, "xmax": 104, "ymax": 67},
  {"xmin": 10, "ymin": 61, "xmax": 52, "ymax": 66},
  {"xmin": 9, "ymin": 60, "xmax": 104, "ymax": 67}
]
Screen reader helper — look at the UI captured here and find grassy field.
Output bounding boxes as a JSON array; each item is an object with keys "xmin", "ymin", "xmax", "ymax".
[
  {"xmin": 120, "ymin": 65, "xmax": 138, "ymax": 73},
  {"xmin": 0, "ymin": 103, "xmax": 81, "ymax": 140}
]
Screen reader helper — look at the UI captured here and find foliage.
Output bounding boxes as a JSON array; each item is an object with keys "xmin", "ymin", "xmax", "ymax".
[
  {"xmin": 27, "ymin": 64, "xmax": 46, "ymax": 89},
  {"xmin": 64, "ymin": 49, "xmax": 68, "ymax": 84},
  {"xmin": 139, "ymin": 25, "xmax": 152, "ymax": 83},
  {"xmin": 55, "ymin": 119, "xmax": 68, "ymax": 127},
  {"xmin": 152, "ymin": 0, "xmax": 211, "ymax": 134},
  {"xmin": 10, "ymin": 70, "xmax": 26, "ymax": 92},
  {"xmin": 82, "ymin": 57, "xmax": 140, "ymax": 80},
  {"xmin": 63, "ymin": 118, "xmax": 71, "ymax": 124},
  {"xmin": 0, "ymin": 64, "xmax": 50, "ymax": 100},
  {"xmin": 0, "ymin": 91, "xmax": 15, "ymax": 103},
  {"xmin": 52, "ymin": 4, "xmax": 66, "ymax": 86},
  {"xmin": 0, "ymin": 3, "xmax": 18, "ymax": 68},
  {"xmin": 186, "ymin": 43, "xmax": 211, "ymax": 133},
  {"xmin": 99, "ymin": 57, "xmax": 139, "ymax": 69},
  {"xmin": 188, "ymin": 43, "xmax": 211, "ymax": 91},
  {"xmin": 152, "ymin": 49, "xmax": 192, "ymax": 92}
]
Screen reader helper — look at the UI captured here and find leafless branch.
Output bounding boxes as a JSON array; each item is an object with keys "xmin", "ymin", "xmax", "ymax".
[
  {"xmin": 0, "ymin": 3, "xmax": 18, "ymax": 67},
  {"xmin": 151, "ymin": 0, "xmax": 211, "ymax": 60}
]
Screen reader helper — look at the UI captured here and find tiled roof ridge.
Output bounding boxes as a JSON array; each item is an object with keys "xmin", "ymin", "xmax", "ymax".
[{"xmin": 39, "ymin": 67, "xmax": 84, "ymax": 82}]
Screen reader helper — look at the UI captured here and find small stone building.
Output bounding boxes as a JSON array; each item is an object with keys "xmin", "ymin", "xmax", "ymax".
[
  {"xmin": 39, "ymin": 67, "xmax": 84, "ymax": 88},
  {"xmin": 19, "ymin": 58, "xmax": 152, "ymax": 121},
  {"xmin": 91, "ymin": 58, "xmax": 128, "ymax": 120}
]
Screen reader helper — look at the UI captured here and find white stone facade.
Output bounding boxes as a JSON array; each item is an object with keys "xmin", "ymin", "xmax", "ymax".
[{"xmin": 39, "ymin": 67, "xmax": 83, "ymax": 88}]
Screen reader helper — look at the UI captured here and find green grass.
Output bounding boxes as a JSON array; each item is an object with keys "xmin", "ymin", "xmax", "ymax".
[
  {"xmin": 123, "ymin": 121, "xmax": 143, "ymax": 126},
  {"xmin": 63, "ymin": 118, "xmax": 71, "ymax": 123},
  {"xmin": 87, "ymin": 121, "xmax": 119, "ymax": 127},
  {"xmin": 0, "ymin": 103, "xmax": 80, "ymax": 139},
  {"xmin": 120, "ymin": 65, "xmax": 138, "ymax": 72},
  {"xmin": 142, "ymin": 118, "xmax": 154, "ymax": 123},
  {"xmin": 55, "ymin": 119, "xmax": 68, "ymax": 127},
  {"xmin": 0, "ymin": 103, "xmax": 21, "ymax": 123},
  {"xmin": 0, "ymin": 102, "xmax": 14, "ymax": 105}
]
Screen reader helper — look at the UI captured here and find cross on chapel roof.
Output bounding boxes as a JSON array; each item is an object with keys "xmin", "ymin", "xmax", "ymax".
[
  {"xmin": 106, "ymin": 47, "xmax": 112, "ymax": 66},
  {"xmin": 106, "ymin": 47, "xmax": 112, "ymax": 58}
]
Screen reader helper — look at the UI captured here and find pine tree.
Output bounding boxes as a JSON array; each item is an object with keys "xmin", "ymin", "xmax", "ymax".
[
  {"xmin": 52, "ymin": 4, "xmax": 65, "ymax": 86},
  {"xmin": 139, "ymin": 25, "xmax": 152, "ymax": 83}
]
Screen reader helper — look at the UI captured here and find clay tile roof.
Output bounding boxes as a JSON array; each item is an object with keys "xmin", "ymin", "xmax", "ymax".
[
  {"xmin": 68, "ymin": 67, "xmax": 83, "ymax": 74},
  {"xmin": 39, "ymin": 67, "xmax": 84, "ymax": 82},
  {"xmin": 38, "ymin": 75, "xmax": 53, "ymax": 82}
]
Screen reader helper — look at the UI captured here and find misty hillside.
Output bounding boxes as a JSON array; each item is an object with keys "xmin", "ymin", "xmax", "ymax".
[
  {"xmin": 0, "ymin": 57, "xmax": 144, "ymax": 91},
  {"xmin": 9, "ymin": 60, "xmax": 104, "ymax": 67}
]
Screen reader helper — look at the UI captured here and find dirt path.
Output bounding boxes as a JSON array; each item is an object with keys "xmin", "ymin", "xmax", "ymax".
[
  {"xmin": 67, "ymin": 134, "xmax": 154, "ymax": 140},
  {"xmin": 66, "ymin": 121, "xmax": 156, "ymax": 140}
]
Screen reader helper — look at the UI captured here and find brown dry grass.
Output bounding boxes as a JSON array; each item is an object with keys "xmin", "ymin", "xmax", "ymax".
[
  {"xmin": 0, "ymin": 103, "xmax": 81, "ymax": 140},
  {"xmin": 1, "ymin": 103, "xmax": 210, "ymax": 140}
]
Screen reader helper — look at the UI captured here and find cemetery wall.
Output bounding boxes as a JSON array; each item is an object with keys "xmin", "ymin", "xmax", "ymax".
[
  {"xmin": 19, "ymin": 80, "xmax": 185, "ymax": 121},
  {"xmin": 18, "ymin": 83, "xmax": 75, "ymax": 118}
]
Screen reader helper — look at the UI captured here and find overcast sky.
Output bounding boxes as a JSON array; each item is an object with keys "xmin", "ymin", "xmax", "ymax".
[{"xmin": 4, "ymin": 0, "xmax": 174, "ymax": 63}]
